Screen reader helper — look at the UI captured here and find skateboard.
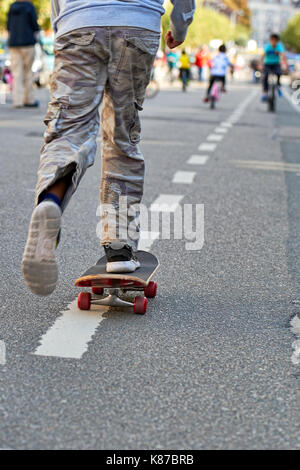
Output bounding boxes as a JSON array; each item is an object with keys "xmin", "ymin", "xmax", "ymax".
[{"xmin": 75, "ymin": 251, "xmax": 159, "ymax": 315}]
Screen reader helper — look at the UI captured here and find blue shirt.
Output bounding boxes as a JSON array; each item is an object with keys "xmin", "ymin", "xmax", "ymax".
[
  {"xmin": 51, "ymin": 0, "xmax": 195, "ymax": 41},
  {"xmin": 264, "ymin": 43, "xmax": 285, "ymax": 65},
  {"xmin": 211, "ymin": 53, "xmax": 231, "ymax": 77}
]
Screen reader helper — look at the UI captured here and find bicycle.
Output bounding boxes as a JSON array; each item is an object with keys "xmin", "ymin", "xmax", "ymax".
[{"xmin": 208, "ymin": 78, "xmax": 223, "ymax": 109}]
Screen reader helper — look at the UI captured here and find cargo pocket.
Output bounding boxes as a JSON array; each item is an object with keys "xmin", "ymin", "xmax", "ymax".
[
  {"xmin": 55, "ymin": 30, "xmax": 96, "ymax": 51},
  {"xmin": 129, "ymin": 102, "xmax": 143, "ymax": 145},
  {"xmin": 125, "ymin": 35, "xmax": 160, "ymax": 56},
  {"xmin": 115, "ymin": 33, "xmax": 160, "ymax": 86},
  {"xmin": 43, "ymin": 102, "xmax": 63, "ymax": 141}
]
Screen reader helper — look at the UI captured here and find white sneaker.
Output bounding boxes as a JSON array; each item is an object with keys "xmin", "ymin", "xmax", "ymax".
[
  {"xmin": 104, "ymin": 242, "xmax": 140, "ymax": 273},
  {"xmin": 22, "ymin": 201, "xmax": 61, "ymax": 296}
]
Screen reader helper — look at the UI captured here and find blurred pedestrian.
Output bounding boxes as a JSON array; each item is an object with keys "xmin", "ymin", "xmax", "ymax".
[
  {"xmin": 179, "ymin": 49, "xmax": 191, "ymax": 91},
  {"xmin": 166, "ymin": 49, "xmax": 179, "ymax": 83},
  {"xmin": 194, "ymin": 46, "xmax": 204, "ymax": 81},
  {"xmin": 194, "ymin": 45, "xmax": 210, "ymax": 81},
  {"xmin": 7, "ymin": 0, "xmax": 40, "ymax": 108}
]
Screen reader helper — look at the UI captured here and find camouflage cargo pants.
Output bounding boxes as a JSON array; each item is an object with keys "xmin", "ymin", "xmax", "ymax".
[{"xmin": 35, "ymin": 27, "xmax": 160, "ymax": 249}]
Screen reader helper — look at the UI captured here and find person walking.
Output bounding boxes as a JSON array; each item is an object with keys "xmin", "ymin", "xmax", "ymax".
[
  {"xmin": 22, "ymin": 0, "xmax": 195, "ymax": 296},
  {"xmin": 195, "ymin": 46, "xmax": 204, "ymax": 81},
  {"xmin": 7, "ymin": 0, "xmax": 40, "ymax": 108},
  {"xmin": 179, "ymin": 49, "xmax": 191, "ymax": 91}
]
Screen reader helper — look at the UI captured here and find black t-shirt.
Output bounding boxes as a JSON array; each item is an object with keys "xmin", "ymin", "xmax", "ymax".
[{"xmin": 7, "ymin": 1, "xmax": 40, "ymax": 47}]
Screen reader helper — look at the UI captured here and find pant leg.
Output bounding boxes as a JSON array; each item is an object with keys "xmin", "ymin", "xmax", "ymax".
[
  {"xmin": 35, "ymin": 28, "xmax": 108, "ymax": 212},
  {"xmin": 274, "ymin": 64, "xmax": 282, "ymax": 86},
  {"xmin": 263, "ymin": 65, "xmax": 270, "ymax": 93},
  {"xmin": 22, "ymin": 46, "xmax": 35, "ymax": 105},
  {"xmin": 10, "ymin": 48, "xmax": 24, "ymax": 107},
  {"xmin": 207, "ymin": 76, "xmax": 215, "ymax": 96},
  {"xmin": 100, "ymin": 27, "xmax": 160, "ymax": 250}
]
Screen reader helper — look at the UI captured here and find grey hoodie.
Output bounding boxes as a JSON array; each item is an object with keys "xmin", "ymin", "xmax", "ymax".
[{"xmin": 51, "ymin": 0, "xmax": 195, "ymax": 42}]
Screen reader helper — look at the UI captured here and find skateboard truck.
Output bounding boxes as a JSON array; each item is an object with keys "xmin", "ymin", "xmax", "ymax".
[
  {"xmin": 77, "ymin": 283, "xmax": 157, "ymax": 315},
  {"xmin": 91, "ymin": 289, "xmax": 134, "ymax": 308}
]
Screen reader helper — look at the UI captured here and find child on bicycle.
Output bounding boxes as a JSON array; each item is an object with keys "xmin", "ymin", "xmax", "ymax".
[
  {"xmin": 203, "ymin": 44, "xmax": 232, "ymax": 103},
  {"xmin": 260, "ymin": 33, "xmax": 287, "ymax": 102}
]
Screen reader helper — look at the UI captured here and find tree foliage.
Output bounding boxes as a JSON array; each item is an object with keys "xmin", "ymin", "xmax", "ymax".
[
  {"xmin": 223, "ymin": 0, "xmax": 251, "ymax": 27},
  {"xmin": 162, "ymin": 1, "xmax": 250, "ymax": 49},
  {"xmin": 281, "ymin": 13, "xmax": 300, "ymax": 53},
  {"xmin": 0, "ymin": 0, "xmax": 51, "ymax": 32}
]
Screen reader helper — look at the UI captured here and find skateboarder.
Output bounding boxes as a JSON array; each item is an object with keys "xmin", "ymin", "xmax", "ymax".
[{"xmin": 22, "ymin": 0, "xmax": 195, "ymax": 296}]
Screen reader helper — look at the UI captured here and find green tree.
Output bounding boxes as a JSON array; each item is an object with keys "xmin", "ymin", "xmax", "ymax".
[
  {"xmin": 281, "ymin": 13, "xmax": 300, "ymax": 53},
  {"xmin": 0, "ymin": 0, "xmax": 51, "ymax": 32},
  {"xmin": 223, "ymin": 0, "xmax": 251, "ymax": 27},
  {"xmin": 0, "ymin": 0, "xmax": 11, "ymax": 31},
  {"xmin": 162, "ymin": 0, "xmax": 249, "ymax": 49}
]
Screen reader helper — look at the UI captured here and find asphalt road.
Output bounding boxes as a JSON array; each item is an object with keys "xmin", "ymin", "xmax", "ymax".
[{"xmin": 0, "ymin": 81, "xmax": 299, "ymax": 449}]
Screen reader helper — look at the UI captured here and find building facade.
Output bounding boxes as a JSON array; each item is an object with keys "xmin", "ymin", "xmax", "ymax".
[{"xmin": 249, "ymin": 0, "xmax": 300, "ymax": 47}]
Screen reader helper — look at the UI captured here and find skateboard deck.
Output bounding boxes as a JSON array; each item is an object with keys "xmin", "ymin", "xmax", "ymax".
[
  {"xmin": 75, "ymin": 251, "xmax": 159, "ymax": 288},
  {"xmin": 75, "ymin": 251, "xmax": 159, "ymax": 314}
]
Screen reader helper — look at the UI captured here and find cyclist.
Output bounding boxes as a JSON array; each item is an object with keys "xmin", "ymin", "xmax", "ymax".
[
  {"xmin": 203, "ymin": 44, "xmax": 232, "ymax": 103},
  {"xmin": 260, "ymin": 33, "xmax": 288, "ymax": 102}
]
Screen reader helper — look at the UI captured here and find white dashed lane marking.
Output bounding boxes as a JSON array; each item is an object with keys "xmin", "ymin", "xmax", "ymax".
[
  {"xmin": 34, "ymin": 301, "xmax": 109, "ymax": 359},
  {"xmin": 150, "ymin": 194, "xmax": 184, "ymax": 213},
  {"xmin": 291, "ymin": 316, "xmax": 300, "ymax": 365},
  {"xmin": 0, "ymin": 340, "xmax": 6, "ymax": 365},
  {"xmin": 198, "ymin": 143, "xmax": 217, "ymax": 152},
  {"xmin": 187, "ymin": 155, "xmax": 209, "ymax": 165},
  {"xmin": 215, "ymin": 127, "xmax": 228, "ymax": 134},
  {"xmin": 207, "ymin": 134, "xmax": 224, "ymax": 142},
  {"xmin": 172, "ymin": 171, "xmax": 196, "ymax": 184}
]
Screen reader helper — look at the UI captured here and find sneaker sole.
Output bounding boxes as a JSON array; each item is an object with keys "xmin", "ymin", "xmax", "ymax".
[{"xmin": 22, "ymin": 201, "xmax": 61, "ymax": 296}]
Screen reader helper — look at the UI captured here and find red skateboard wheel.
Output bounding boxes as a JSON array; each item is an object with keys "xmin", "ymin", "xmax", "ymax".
[
  {"xmin": 78, "ymin": 292, "xmax": 91, "ymax": 310},
  {"xmin": 144, "ymin": 281, "xmax": 157, "ymax": 298},
  {"xmin": 133, "ymin": 296, "xmax": 148, "ymax": 315}
]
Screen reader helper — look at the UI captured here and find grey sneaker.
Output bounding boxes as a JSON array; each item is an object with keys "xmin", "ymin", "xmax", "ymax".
[
  {"xmin": 22, "ymin": 201, "xmax": 61, "ymax": 296},
  {"xmin": 104, "ymin": 242, "xmax": 140, "ymax": 273}
]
